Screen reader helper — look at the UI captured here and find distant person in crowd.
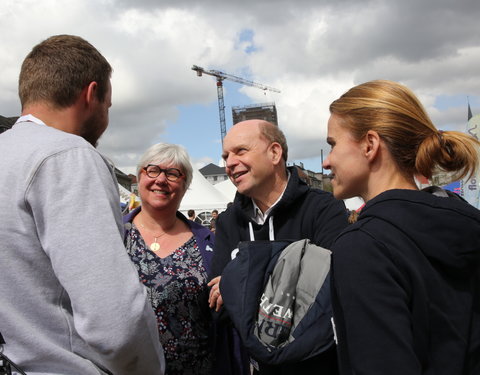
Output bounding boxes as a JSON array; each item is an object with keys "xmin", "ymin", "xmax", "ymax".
[
  {"xmin": 0, "ymin": 35, "xmax": 165, "ymax": 374},
  {"xmin": 208, "ymin": 119, "xmax": 349, "ymax": 375},
  {"xmin": 323, "ymin": 80, "xmax": 480, "ymax": 375},
  {"xmin": 188, "ymin": 209, "xmax": 203, "ymax": 224},
  {"xmin": 123, "ymin": 143, "xmax": 217, "ymax": 374},
  {"xmin": 208, "ymin": 222, "xmax": 216, "ymax": 233},
  {"xmin": 209, "ymin": 209, "xmax": 219, "ymax": 230}
]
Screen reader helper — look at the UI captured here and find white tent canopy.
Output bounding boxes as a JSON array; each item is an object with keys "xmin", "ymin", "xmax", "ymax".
[
  {"xmin": 213, "ymin": 178, "xmax": 237, "ymax": 203},
  {"xmin": 179, "ymin": 169, "xmax": 230, "ymax": 214}
]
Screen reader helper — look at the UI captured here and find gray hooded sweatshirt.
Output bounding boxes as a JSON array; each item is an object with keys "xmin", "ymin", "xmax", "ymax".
[{"xmin": 0, "ymin": 120, "xmax": 165, "ymax": 375}]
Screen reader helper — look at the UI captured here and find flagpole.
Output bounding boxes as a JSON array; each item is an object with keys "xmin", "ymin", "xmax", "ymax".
[{"xmin": 468, "ymin": 96, "xmax": 473, "ymax": 121}]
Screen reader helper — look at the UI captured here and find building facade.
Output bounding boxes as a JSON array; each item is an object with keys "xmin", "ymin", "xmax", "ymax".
[{"xmin": 231, "ymin": 102, "xmax": 278, "ymax": 126}]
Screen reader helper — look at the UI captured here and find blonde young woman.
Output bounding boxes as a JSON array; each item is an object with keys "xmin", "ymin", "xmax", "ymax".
[{"xmin": 323, "ymin": 80, "xmax": 480, "ymax": 375}]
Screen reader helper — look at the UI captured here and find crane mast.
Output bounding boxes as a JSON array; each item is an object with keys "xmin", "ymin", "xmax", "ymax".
[{"xmin": 192, "ymin": 65, "xmax": 280, "ymax": 143}]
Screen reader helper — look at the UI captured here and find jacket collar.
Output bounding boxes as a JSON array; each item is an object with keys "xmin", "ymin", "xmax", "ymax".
[{"xmin": 233, "ymin": 166, "xmax": 309, "ymax": 222}]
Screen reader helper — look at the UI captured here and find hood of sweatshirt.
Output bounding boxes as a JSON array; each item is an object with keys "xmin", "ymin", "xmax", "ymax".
[{"xmin": 358, "ymin": 188, "xmax": 480, "ymax": 274}]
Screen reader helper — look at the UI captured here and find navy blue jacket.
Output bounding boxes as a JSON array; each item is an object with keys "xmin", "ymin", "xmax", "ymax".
[
  {"xmin": 212, "ymin": 167, "xmax": 349, "ymax": 374},
  {"xmin": 332, "ymin": 189, "xmax": 480, "ymax": 375}
]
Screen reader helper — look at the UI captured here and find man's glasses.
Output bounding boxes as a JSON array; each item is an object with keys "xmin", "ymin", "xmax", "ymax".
[{"xmin": 143, "ymin": 164, "xmax": 183, "ymax": 182}]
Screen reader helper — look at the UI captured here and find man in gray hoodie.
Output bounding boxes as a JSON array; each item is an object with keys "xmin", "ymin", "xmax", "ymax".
[{"xmin": 0, "ymin": 35, "xmax": 165, "ymax": 375}]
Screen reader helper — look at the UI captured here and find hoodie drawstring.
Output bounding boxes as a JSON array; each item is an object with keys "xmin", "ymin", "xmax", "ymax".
[{"xmin": 248, "ymin": 216, "xmax": 275, "ymax": 241}]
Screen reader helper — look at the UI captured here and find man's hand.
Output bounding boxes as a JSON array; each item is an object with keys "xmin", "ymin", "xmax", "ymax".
[{"xmin": 207, "ymin": 276, "xmax": 224, "ymax": 312}]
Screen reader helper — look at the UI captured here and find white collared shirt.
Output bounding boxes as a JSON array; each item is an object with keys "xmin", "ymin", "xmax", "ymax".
[
  {"xmin": 15, "ymin": 114, "xmax": 47, "ymax": 126},
  {"xmin": 250, "ymin": 170, "xmax": 291, "ymax": 225}
]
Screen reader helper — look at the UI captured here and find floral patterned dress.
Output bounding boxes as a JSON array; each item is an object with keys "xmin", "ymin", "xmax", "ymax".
[{"xmin": 124, "ymin": 222, "xmax": 213, "ymax": 375}]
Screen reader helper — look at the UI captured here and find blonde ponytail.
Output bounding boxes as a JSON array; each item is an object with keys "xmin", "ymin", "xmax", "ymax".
[{"xmin": 416, "ymin": 130, "xmax": 480, "ymax": 181}]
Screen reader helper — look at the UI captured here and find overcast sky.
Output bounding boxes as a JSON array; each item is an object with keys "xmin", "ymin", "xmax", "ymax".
[{"xmin": 1, "ymin": 0, "xmax": 479, "ymax": 174}]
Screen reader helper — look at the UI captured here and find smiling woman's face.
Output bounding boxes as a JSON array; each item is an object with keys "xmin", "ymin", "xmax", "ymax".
[{"xmin": 138, "ymin": 162, "xmax": 187, "ymax": 212}]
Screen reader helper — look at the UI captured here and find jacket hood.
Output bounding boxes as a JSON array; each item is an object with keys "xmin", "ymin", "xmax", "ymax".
[{"xmin": 359, "ymin": 188, "xmax": 480, "ymax": 273}]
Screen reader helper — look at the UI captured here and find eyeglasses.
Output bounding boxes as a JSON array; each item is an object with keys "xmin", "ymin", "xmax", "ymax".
[{"xmin": 143, "ymin": 164, "xmax": 183, "ymax": 182}]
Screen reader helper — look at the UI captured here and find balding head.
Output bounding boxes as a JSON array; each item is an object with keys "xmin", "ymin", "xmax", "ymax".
[{"xmin": 229, "ymin": 120, "xmax": 288, "ymax": 162}]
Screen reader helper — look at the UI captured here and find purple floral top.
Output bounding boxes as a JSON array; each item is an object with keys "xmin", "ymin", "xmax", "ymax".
[{"xmin": 124, "ymin": 222, "xmax": 213, "ymax": 375}]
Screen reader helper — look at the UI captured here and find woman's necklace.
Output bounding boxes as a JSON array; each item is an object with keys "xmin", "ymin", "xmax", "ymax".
[{"xmin": 138, "ymin": 217, "xmax": 176, "ymax": 252}]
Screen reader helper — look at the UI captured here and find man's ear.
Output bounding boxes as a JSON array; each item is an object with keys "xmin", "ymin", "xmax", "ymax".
[
  {"xmin": 364, "ymin": 130, "xmax": 381, "ymax": 162},
  {"xmin": 84, "ymin": 81, "xmax": 98, "ymax": 106},
  {"xmin": 269, "ymin": 142, "xmax": 283, "ymax": 165}
]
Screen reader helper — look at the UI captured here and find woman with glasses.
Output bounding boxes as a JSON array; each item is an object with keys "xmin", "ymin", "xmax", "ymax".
[{"xmin": 123, "ymin": 143, "xmax": 215, "ymax": 375}]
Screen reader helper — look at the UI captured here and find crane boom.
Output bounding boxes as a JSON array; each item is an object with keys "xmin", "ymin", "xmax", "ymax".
[{"xmin": 192, "ymin": 65, "xmax": 280, "ymax": 143}]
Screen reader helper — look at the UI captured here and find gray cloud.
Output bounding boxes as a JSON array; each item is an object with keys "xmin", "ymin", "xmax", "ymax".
[{"xmin": 1, "ymin": 0, "xmax": 479, "ymax": 171}]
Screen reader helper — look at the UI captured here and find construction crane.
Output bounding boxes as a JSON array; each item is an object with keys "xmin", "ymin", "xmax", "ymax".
[{"xmin": 192, "ymin": 64, "xmax": 280, "ymax": 143}]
